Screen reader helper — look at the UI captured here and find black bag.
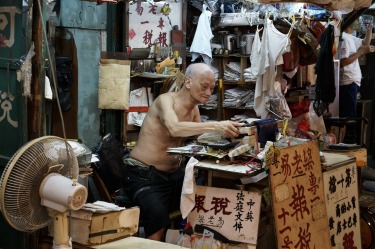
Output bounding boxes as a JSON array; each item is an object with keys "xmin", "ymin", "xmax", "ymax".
[
  {"xmin": 56, "ymin": 56, "xmax": 73, "ymax": 111},
  {"xmin": 91, "ymin": 133, "xmax": 129, "ymax": 196}
]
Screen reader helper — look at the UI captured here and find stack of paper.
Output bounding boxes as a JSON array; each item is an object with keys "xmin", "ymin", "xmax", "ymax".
[
  {"xmin": 223, "ymin": 87, "xmax": 254, "ymax": 108},
  {"xmin": 81, "ymin": 201, "xmax": 126, "ymax": 213},
  {"xmin": 224, "ymin": 62, "xmax": 241, "ymax": 82}
]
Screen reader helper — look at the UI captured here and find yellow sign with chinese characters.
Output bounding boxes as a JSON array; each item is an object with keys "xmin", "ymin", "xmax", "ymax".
[{"xmin": 269, "ymin": 140, "xmax": 331, "ymax": 249}]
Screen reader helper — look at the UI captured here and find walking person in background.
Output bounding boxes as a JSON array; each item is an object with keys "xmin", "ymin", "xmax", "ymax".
[{"xmin": 339, "ymin": 19, "xmax": 372, "ymax": 143}]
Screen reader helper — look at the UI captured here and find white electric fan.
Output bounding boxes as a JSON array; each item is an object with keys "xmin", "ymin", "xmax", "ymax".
[{"xmin": 0, "ymin": 136, "xmax": 88, "ymax": 248}]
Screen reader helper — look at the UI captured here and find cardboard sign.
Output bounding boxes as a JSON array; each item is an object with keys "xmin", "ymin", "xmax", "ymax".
[
  {"xmin": 323, "ymin": 162, "xmax": 361, "ymax": 248},
  {"xmin": 188, "ymin": 185, "xmax": 262, "ymax": 244},
  {"xmin": 268, "ymin": 140, "xmax": 331, "ymax": 249}
]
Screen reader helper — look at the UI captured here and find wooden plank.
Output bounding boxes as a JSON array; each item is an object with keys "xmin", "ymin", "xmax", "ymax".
[
  {"xmin": 268, "ymin": 140, "xmax": 331, "ymax": 249},
  {"xmin": 324, "ymin": 149, "xmax": 367, "ymax": 167},
  {"xmin": 101, "ymin": 52, "xmax": 129, "ymax": 60}
]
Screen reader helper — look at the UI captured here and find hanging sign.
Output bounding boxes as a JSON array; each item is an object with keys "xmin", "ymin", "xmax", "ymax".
[
  {"xmin": 323, "ymin": 161, "xmax": 361, "ymax": 248},
  {"xmin": 268, "ymin": 140, "xmax": 331, "ymax": 249},
  {"xmin": 188, "ymin": 185, "xmax": 262, "ymax": 245},
  {"xmin": 0, "ymin": 6, "xmax": 21, "ymax": 48},
  {"xmin": 128, "ymin": 0, "xmax": 182, "ymax": 49}
]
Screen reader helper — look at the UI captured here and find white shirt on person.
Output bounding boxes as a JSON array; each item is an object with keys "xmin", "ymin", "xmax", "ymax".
[{"xmin": 340, "ymin": 32, "xmax": 363, "ymax": 86}]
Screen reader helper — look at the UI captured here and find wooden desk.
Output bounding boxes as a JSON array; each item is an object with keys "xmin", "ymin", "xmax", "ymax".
[{"xmin": 93, "ymin": 236, "xmax": 185, "ymax": 249}]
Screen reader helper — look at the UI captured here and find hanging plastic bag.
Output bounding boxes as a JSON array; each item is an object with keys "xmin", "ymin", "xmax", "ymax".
[{"xmin": 268, "ymin": 80, "xmax": 292, "ymax": 120}]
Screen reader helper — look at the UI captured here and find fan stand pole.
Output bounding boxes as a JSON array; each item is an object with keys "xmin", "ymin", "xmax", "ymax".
[{"xmin": 48, "ymin": 209, "xmax": 72, "ymax": 248}]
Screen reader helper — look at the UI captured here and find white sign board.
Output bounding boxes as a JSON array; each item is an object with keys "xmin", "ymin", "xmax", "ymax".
[
  {"xmin": 323, "ymin": 162, "xmax": 361, "ymax": 248},
  {"xmin": 128, "ymin": 1, "xmax": 182, "ymax": 49},
  {"xmin": 188, "ymin": 185, "xmax": 262, "ymax": 244}
]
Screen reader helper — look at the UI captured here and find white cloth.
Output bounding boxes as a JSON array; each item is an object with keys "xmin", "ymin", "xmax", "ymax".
[
  {"xmin": 180, "ymin": 157, "xmax": 199, "ymax": 219},
  {"xmin": 127, "ymin": 112, "xmax": 147, "ymax": 126},
  {"xmin": 45, "ymin": 76, "xmax": 53, "ymax": 100},
  {"xmin": 190, "ymin": 4, "xmax": 213, "ymax": 65},
  {"xmin": 250, "ymin": 26, "xmax": 267, "ymax": 76},
  {"xmin": 254, "ymin": 19, "xmax": 290, "ymax": 118},
  {"xmin": 340, "ymin": 32, "xmax": 363, "ymax": 86},
  {"xmin": 129, "ymin": 87, "xmax": 153, "ymax": 107}
]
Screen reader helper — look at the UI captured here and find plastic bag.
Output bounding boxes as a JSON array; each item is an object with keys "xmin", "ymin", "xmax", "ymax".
[
  {"xmin": 268, "ymin": 80, "xmax": 292, "ymax": 120},
  {"xmin": 307, "ymin": 101, "xmax": 327, "ymax": 134},
  {"xmin": 177, "ymin": 234, "xmax": 192, "ymax": 248}
]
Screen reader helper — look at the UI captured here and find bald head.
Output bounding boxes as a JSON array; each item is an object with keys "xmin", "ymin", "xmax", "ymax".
[
  {"xmin": 185, "ymin": 63, "xmax": 214, "ymax": 79},
  {"xmin": 183, "ymin": 63, "xmax": 215, "ymax": 104}
]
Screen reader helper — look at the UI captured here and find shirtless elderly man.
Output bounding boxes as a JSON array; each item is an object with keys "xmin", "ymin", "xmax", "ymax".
[{"xmin": 123, "ymin": 63, "xmax": 242, "ymax": 241}]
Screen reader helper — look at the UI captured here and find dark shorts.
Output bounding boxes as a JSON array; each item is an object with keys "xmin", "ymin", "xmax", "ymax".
[
  {"xmin": 339, "ymin": 82, "xmax": 359, "ymax": 118},
  {"xmin": 122, "ymin": 158, "xmax": 184, "ymax": 237}
]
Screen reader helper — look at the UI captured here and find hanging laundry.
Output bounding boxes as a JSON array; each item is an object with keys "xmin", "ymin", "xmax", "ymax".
[
  {"xmin": 313, "ymin": 24, "xmax": 335, "ymax": 117},
  {"xmin": 253, "ymin": 19, "xmax": 291, "ymax": 119},
  {"xmin": 250, "ymin": 25, "xmax": 268, "ymax": 76},
  {"xmin": 190, "ymin": 4, "xmax": 213, "ymax": 65}
]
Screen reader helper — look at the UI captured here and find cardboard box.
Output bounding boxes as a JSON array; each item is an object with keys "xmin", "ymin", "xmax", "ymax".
[{"xmin": 49, "ymin": 207, "xmax": 140, "ymax": 245}]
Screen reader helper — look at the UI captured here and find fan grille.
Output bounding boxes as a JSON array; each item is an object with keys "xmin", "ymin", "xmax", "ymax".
[
  {"xmin": 0, "ymin": 136, "xmax": 79, "ymax": 232},
  {"xmin": 71, "ymin": 188, "xmax": 88, "ymax": 209}
]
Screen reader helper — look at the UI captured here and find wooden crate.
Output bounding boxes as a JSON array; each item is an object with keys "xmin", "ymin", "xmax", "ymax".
[{"xmin": 50, "ymin": 207, "xmax": 140, "ymax": 246}]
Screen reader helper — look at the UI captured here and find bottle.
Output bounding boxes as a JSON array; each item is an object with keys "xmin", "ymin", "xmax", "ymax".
[{"xmin": 154, "ymin": 39, "xmax": 159, "ymax": 61}]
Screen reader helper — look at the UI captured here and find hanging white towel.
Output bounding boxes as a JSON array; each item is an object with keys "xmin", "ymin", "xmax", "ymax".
[
  {"xmin": 180, "ymin": 157, "xmax": 199, "ymax": 219},
  {"xmin": 190, "ymin": 4, "xmax": 213, "ymax": 65}
]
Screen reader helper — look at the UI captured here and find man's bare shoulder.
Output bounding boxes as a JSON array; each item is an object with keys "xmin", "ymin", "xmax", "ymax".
[{"xmin": 154, "ymin": 92, "xmax": 177, "ymax": 104}]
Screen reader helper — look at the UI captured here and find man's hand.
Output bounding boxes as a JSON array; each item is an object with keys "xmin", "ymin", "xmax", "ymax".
[
  {"xmin": 366, "ymin": 22, "xmax": 373, "ymax": 31},
  {"xmin": 359, "ymin": 45, "xmax": 371, "ymax": 55},
  {"xmin": 216, "ymin": 121, "xmax": 243, "ymax": 138}
]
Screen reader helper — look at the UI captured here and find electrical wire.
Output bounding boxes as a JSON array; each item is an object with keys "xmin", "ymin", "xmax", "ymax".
[{"xmin": 36, "ymin": 0, "xmax": 67, "ymax": 141}]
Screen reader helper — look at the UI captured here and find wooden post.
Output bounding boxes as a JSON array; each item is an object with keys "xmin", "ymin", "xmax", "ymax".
[{"xmin": 29, "ymin": 0, "xmax": 45, "ymax": 139}]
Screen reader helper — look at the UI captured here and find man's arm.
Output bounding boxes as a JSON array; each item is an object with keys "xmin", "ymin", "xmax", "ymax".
[
  {"xmin": 340, "ymin": 48, "xmax": 365, "ymax": 67},
  {"xmin": 341, "ymin": 27, "xmax": 373, "ymax": 68},
  {"xmin": 157, "ymin": 95, "xmax": 242, "ymax": 138}
]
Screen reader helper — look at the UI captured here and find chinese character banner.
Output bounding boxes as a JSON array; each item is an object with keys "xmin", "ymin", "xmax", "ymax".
[
  {"xmin": 188, "ymin": 185, "xmax": 262, "ymax": 245},
  {"xmin": 269, "ymin": 140, "xmax": 331, "ymax": 249},
  {"xmin": 128, "ymin": 1, "xmax": 182, "ymax": 49},
  {"xmin": 323, "ymin": 163, "xmax": 361, "ymax": 249}
]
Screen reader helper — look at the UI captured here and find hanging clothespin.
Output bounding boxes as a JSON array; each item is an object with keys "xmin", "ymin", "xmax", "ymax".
[
  {"xmin": 290, "ymin": 12, "xmax": 295, "ymax": 25},
  {"xmin": 298, "ymin": 35, "xmax": 307, "ymax": 44},
  {"xmin": 246, "ymin": 16, "xmax": 253, "ymax": 26},
  {"xmin": 282, "ymin": 16, "xmax": 296, "ymax": 38},
  {"xmin": 336, "ymin": 18, "xmax": 342, "ymax": 28},
  {"xmin": 203, "ymin": 0, "xmax": 213, "ymax": 12}
]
